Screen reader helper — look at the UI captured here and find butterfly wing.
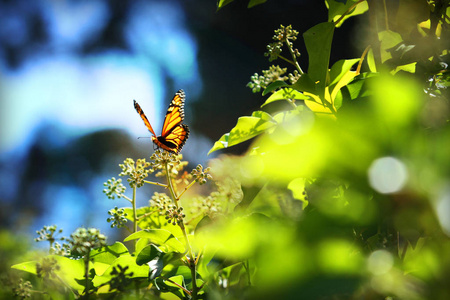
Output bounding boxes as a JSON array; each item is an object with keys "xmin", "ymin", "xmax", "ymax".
[
  {"xmin": 160, "ymin": 90, "xmax": 186, "ymax": 137},
  {"xmin": 156, "ymin": 90, "xmax": 189, "ymax": 153},
  {"xmin": 155, "ymin": 124, "xmax": 189, "ymax": 153},
  {"xmin": 134, "ymin": 100, "xmax": 157, "ymax": 136}
]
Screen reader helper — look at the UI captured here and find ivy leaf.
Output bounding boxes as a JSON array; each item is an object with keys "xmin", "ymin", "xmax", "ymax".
[
  {"xmin": 262, "ymin": 88, "xmax": 310, "ymax": 107},
  {"xmin": 248, "ymin": 0, "xmax": 267, "ymax": 8},
  {"xmin": 124, "ymin": 229, "xmax": 185, "ymax": 253},
  {"xmin": 378, "ymin": 30, "xmax": 403, "ymax": 63},
  {"xmin": 12, "ymin": 255, "xmax": 87, "ymax": 292},
  {"xmin": 303, "ymin": 22, "xmax": 335, "ymax": 100},
  {"xmin": 208, "ymin": 111, "xmax": 277, "ymax": 154},
  {"xmin": 91, "ymin": 255, "xmax": 149, "ymax": 287},
  {"xmin": 217, "ymin": 0, "xmax": 267, "ymax": 10},
  {"xmin": 288, "ymin": 178, "xmax": 308, "ymax": 208},
  {"xmin": 291, "ymin": 73, "xmax": 317, "ymax": 94},
  {"xmin": 325, "ymin": 0, "xmax": 368, "ymax": 27},
  {"xmin": 262, "ymin": 80, "xmax": 288, "ymax": 96}
]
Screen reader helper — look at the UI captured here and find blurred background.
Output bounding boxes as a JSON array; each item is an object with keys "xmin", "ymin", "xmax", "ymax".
[{"xmin": 0, "ymin": 0, "xmax": 359, "ymax": 239}]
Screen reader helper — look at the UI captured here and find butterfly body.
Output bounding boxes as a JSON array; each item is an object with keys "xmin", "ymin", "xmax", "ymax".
[{"xmin": 134, "ymin": 90, "xmax": 189, "ymax": 154}]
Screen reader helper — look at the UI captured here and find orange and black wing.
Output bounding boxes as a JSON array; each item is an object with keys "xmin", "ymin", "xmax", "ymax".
[
  {"xmin": 160, "ymin": 89, "xmax": 186, "ymax": 137},
  {"xmin": 154, "ymin": 123, "xmax": 189, "ymax": 154},
  {"xmin": 134, "ymin": 100, "xmax": 157, "ymax": 137},
  {"xmin": 156, "ymin": 89, "xmax": 189, "ymax": 153}
]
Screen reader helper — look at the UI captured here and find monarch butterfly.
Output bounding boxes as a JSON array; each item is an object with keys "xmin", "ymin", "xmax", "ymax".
[{"xmin": 133, "ymin": 89, "xmax": 189, "ymax": 154}]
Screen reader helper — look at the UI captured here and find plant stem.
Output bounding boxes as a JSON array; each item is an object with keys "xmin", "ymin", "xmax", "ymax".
[
  {"xmin": 132, "ymin": 186, "xmax": 138, "ymax": 252},
  {"xmin": 144, "ymin": 180, "xmax": 168, "ymax": 188},
  {"xmin": 177, "ymin": 180, "xmax": 197, "ymax": 199},
  {"xmin": 285, "ymin": 43, "xmax": 304, "ymax": 75},
  {"xmin": 164, "ymin": 160, "xmax": 198, "ymax": 299},
  {"xmin": 84, "ymin": 252, "xmax": 90, "ymax": 297}
]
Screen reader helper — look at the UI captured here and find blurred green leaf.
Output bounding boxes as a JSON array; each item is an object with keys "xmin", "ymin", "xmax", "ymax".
[
  {"xmin": 288, "ymin": 178, "xmax": 308, "ymax": 208},
  {"xmin": 13, "ymin": 256, "xmax": 87, "ymax": 292}
]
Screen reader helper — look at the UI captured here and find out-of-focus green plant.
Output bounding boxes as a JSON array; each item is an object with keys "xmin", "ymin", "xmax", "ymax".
[{"xmin": 205, "ymin": 0, "xmax": 450, "ymax": 299}]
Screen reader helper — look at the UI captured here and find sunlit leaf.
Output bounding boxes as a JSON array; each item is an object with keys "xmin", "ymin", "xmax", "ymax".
[
  {"xmin": 288, "ymin": 178, "xmax": 308, "ymax": 208},
  {"xmin": 379, "ymin": 30, "xmax": 403, "ymax": 63},
  {"xmin": 217, "ymin": 0, "xmax": 235, "ymax": 9},
  {"xmin": 326, "ymin": 0, "xmax": 369, "ymax": 27},
  {"xmin": 92, "ymin": 255, "xmax": 149, "ymax": 288},
  {"xmin": 13, "ymin": 255, "xmax": 87, "ymax": 292},
  {"xmin": 124, "ymin": 229, "xmax": 185, "ymax": 253},
  {"xmin": 329, "ymin": 59, "xmax": 360, "ymax": 87},
  {"xmin": 262, "ymin": 88, "xmax": 310, "ymax": 107},
  {"xmin": 208, "ymin": 111, "xmax": 277, "ymax": 154},
  {"xmin": 90, "ymin": 242, "xmax": 129, "ymax": 265}
]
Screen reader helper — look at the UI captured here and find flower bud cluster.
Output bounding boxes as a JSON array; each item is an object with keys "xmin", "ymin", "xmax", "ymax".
[
  {"xmin": 119, "ymin": 158, "xmax": 151, "ymax": 188},
  {"xmin": 191, "ymin": 164, "xmax": 213, "ymax": 185},
  {"xmin": 107, "ymin": 206, "xmax": 128, "ymax": 228},
  {"xmin": 103, "ymin": 177, "xmax": 126, "ymax": 199}
]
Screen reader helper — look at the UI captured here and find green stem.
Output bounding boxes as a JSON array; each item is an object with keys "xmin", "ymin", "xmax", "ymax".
[
  {"xmin": 84, "ymin": 252, "xmax": 90, "ymax": 297},
  {"xmin": 277, "ymin": 54, "xmax": 296, "ymax": 66},
  {"xmin": 132, "ymin": 185, "xmax": 138, "ymax": 252},
  {"xmin": 161, "ymin": 276, "xmax": 192, "ymax": 295},
  {"xmin": 177, "ymin": 180, "xmax": 197, "ymax": 199},
  {"xmin": 164, "ymin": 160, "xmax": 198, "ymax": 298},
  {"xmin": 285, "ymin": 42, "xmax": 304, "ymax": 75},
  {"xmin": 382, "ymin": 0, "xmax": 389, "ymax": 30},
  {"xmin": 144, "ymin": 180, "xmax": 168, "ymax": 188}
]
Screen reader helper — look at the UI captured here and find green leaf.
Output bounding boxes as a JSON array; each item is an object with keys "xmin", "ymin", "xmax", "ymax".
[
  {"xmin": 90, "ymin": 242, "xmax": 129, "ymax": 265},
  {"xmin": 329, "ymin": 59, "xmax": 360, "ymax": 87},
  {"xmin": 123, "ymin": 207, "xmax": 184, "ymax": 238},
  {"xmin": 248, "ymin": 0, "xmax": 267, "ymax": 8},
  {"xmin": 378, "ymin": 30, "xmax": 403, "ymax": 63},
  {"xmin": 217, "ymin": 0, "xmax": 267, "ymax": 9},
  {"xmin": 92, "ymin": 255, "xmax": 149, "ymax": 287},
  {"xmin": 136, "ymin": 244, "xmax": 184, "ymax": 273},
  {"xmin": 262, "ymin": 88, "xmax": 309, "ymax": 107},
  {"xmin": 326, "ymin": 0, "xmax": 368, "ymax": 27},
  {"xmin": 208, "ymin": 111, "xmax": 277, "ymax": 154},
  {"xmin": 303, "ymin": 22, "xmax": 335, "ymax": 99},
  {"xmin": 11, "ymin": 261, "xmax": 38, "ymax": 275},
  {"xmin": 367, "ymin": 48, "xmax": 377, "ymax": 72},
  {"xmin": 262, "ymin": 80, "xmax": 288, "ymax": 96},
  {"xmin": 288, "ymin": 178, "xmax": 308, "ymax": 208},
  {"xmin": 217, "ymin": 0, "xmax": 235, "ymax": 10},
  {"xmin": 13, "ymin": 256, "xmax": 87, "ymax": 292},
  {"xmin": 124, "ymin": 229, "xmax": 185, "ymax": 253},
  {"xmin": 291, "ymin": 73, "xmax": 317, "ymax": 94}
]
